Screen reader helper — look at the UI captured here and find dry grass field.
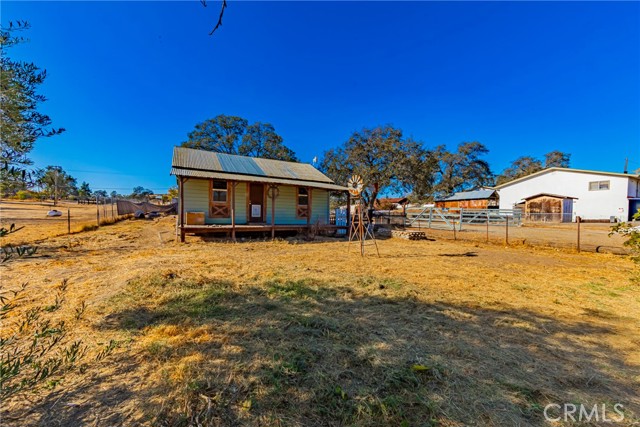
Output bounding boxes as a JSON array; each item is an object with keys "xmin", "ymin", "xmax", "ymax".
[
  {"xmin": 1, "ymin": 204, "xmax": 639, "ymax": 426},
  {"xmin": 428, "ymin": 222, "xmax": 629, "ymax": 254},
  {"xmin": 1, "ymin": 200, "xmax": 118, "ymax": 244}
]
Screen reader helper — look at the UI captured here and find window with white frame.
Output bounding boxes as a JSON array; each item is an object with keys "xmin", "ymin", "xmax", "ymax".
[{"xmin": 588, "ymin": 180, "xmax": 610, "ymax": 191}]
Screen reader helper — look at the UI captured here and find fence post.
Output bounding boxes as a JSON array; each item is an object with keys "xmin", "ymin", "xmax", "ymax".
[
  {"xmin": 459, "ymin": 208, "xmax": 463, "ymax": 231},
  {"xmin": 96, "ymin": 196, "xmax": 100, "ymax": 226},
  {"xmin": 68, "ymin": 209, "xmax": 71, "ymax": 234},
  {"xmin": 428, "ymin": 207, "xmax": 432, "ymax": 229},
  {"xmin": 505, "ymin": 215, "xmax": 509, "ymax": 245},
  {"xmin": 486, "ymin": 211, "xmax": 489, "ymax": 243},
  {"xmin": 577, "ymin": 216, "xmax": 581, "ymax": 253},
  {"xmin": 453, "ymin": 212, "xmax": 457, "ymax": 241}
]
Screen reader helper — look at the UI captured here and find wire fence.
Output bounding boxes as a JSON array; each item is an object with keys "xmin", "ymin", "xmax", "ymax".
[
  {"xmin": 370, "ymin": 208, "xmax": 629, "ymax": 254},
  {"xmin": 0, "ymin": 199, "xmax": 132, "ymax": 242},
  {"xmin": 1, "ymin": 199, "xmax": 629, "ymax": 254}
]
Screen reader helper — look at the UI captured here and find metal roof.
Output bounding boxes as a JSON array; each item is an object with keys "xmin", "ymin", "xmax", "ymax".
[
  {"xmin": 494, "ymin": 167, "xmax": 640, "ymax": 189},
  {"xmin": 438, "ymin": 189, "xmax": 497, "ymax": 202},
  {"xmin": 171, "ymin": 147, "xmax": 348, "ymax": 191},
  {"xmin": 522, "ymin": 193, "xmax": 578, "ymax": 201},
  {"xmin": 170, "ymin": 168, "xmax": 349, "ymax": 191}
]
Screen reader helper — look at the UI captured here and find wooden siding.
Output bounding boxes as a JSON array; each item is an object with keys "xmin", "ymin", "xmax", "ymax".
[
  {"xmin": 435, "ymin": 199, "xmax": 498, "ymax": 209},
  {"xmin": 524, "ymin": 195, "xmax": 573, "ymax": 222},
  {"xmin": 183, "ymin": 178, "xmax": 247, "ymax": 225},
  {"xmin": 184, "ymin": 178, "xmax": 329, "ymax": 225},
  {"xmin": 265, "ymin": 186, "xmax": 330, "ymax": 225}
]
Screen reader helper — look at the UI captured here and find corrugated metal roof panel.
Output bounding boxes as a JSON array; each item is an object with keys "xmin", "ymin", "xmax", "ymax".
[
  {"xmin": 253, "ymin": 157, "xmax": 331, "ymax": 182},
  {"xmin": 172, "ymin": 146, "xmax": 223, "ymax": 171},
  {"xmin": 217, "ymin": 153, "xmax": 266, "ymax": 176},
  {"xmin": 171, "ymin": 167, "xmax": 348, "ymax": 191},
  {"xmin": 439, "ymin": 189, "xmax": 496, "ymax": 202},
  {"xmin": 172, "ymin": 147, "xmax": 333, "ymax": 183},
  {"xmin": 522, "ymin": 193, "xmax": 578, "ymax": 200}
]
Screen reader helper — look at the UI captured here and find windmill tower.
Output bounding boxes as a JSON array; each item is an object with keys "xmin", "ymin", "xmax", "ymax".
[{"xmin": 347, "ymin": 175, "xmax": 379, "ymax": 257}]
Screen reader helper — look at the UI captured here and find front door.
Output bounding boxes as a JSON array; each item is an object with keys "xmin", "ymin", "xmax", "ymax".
[{"xmin": 249, "ymin": 183, "xmax": 264, "ymax": 223}]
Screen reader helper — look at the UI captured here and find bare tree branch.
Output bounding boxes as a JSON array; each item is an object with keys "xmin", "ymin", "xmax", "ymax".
[{"xmin": 201, "ymin": 0, "xmax": 228, "ymax": 36}]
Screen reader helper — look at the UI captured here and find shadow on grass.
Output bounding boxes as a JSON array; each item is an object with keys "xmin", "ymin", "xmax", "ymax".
[
  {"xmin": 438, "ymin": 251, "xmax": 478, "ymax": 257},
  {"xmin": 21, "ymin": 274, "xmax": 640, "ymax": 427}
]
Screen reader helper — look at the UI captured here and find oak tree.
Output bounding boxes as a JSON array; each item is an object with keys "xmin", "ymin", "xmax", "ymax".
[
  {"xmin": 320, "ymin": 125, "xmax": 435, "ymax": 210},
  {"xmin": 432, "ymin": 142, "xmax": 493, "ymax": 197},
  {"xmin": 182, "ymin": 115, "xmax": 298, "ymax": 161}
]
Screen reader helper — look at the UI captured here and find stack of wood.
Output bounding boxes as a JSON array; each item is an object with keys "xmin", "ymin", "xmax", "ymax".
[{"xmin": 391, "ymin": 230, "xmax": 428, "ymax": 240}]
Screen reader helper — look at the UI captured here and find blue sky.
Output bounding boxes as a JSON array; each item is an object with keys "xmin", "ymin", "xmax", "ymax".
[{"xmin": 3, "ymin": 1, "xmax": 640, "ymax": 193}]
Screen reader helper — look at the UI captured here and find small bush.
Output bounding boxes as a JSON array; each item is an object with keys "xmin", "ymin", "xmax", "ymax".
[
  {"xmin": 15, "ymin": 190, "xmax": 34, "ymax": 200},
  {"xmin": 610, "ymin": 209, "xmax": 640, "ymax": 263}
]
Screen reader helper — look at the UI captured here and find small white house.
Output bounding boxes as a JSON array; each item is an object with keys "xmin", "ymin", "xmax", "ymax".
[{"xmin": 495, "ymin": 168, "xmax": 640, "ymax": 222}]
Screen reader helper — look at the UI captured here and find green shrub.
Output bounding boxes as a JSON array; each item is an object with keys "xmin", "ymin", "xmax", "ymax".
[
  {"xmin": 15, "ymin": 190, "xmax": 34, "ymax": 200},
  {"xmin": 610, "ymin": 209, "xmax": 640, "ymax": 264}
]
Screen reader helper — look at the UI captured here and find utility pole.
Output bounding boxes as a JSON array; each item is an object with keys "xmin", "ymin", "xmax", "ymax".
[{"xmin": 53, "ymin": 169, "xmax": 59, "ymax": 207}]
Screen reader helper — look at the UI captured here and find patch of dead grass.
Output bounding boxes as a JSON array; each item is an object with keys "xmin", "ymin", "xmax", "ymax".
[{"xmin": 1, "ymin": 216, "xmax": 638, "ymax": 426}]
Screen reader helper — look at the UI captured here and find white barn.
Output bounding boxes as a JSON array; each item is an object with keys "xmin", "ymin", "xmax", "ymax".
[{"xmin": 495, "ymin": 168, "xmax": 640, "ymax": 222}]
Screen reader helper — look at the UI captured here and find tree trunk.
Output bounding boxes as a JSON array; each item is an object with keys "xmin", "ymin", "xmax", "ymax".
[{"xmin": 367, "ymin": 190, "xmax": 379, "ymax": 211}]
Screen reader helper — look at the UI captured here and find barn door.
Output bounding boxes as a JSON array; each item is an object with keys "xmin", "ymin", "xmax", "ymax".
[
  {"xmin": 249, "ymin": 183, "xmax": 264, "ymax": 223},
  {"xmin": 562, "ymin": 199, "xmax": 573, "ymax": 223}
]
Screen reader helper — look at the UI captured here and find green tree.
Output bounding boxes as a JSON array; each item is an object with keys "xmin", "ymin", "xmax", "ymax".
[
  {"xmin": 35, "ymin": 166, "xmax": 77, "ymax": 205},
  {"xmin": 131, "ymin": 186, "xmax": 153, "ymax": 200},
  {"xmin": 240, "ymin": 122, "xmax": 297, "ymax": 161},
  {"xmin": 432, "ymin": 142, "xmax": 493, "ymax": 197},
  {"xmin": 166, "ymin": 186, "xmax": 178, "ymax": 202},
  {"xmin": 496, "ymin": 150, "xmax": 571, "ymax": 185},
  {"xmin": 78, "ymin": 181, "xmax": 92, "ymax": 200},
  {"xmin": 182, "ymin": 114, "xmax": 248, "ymax": 154},
  {"xmin": 544, "ymin": 150, "xmax": 571, "ymax": 168},
  {"xmin": 0, "ymin": 22, "xmax": 64, "ymax": 194},
  {"xmin": 320, "ymin": 125, "xmax": 435, "ymax": 210},
  {"xmin": 182, "ymin": 114, "xmax": 297, "ymax": 161},
  {"xmin": 496, "ymin": 156, "xmax": 543, "ymax": 185}
]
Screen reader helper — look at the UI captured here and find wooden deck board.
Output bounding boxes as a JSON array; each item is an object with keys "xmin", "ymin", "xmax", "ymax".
[{"xmin": 181, "ymin": 224, "xmax": 347, "ymax": 234}]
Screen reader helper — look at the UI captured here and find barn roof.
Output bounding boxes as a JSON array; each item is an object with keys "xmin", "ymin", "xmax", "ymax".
[
  {"xmin": 375, "ymin": 197, "xmax": 409, "ymax": 206},
  {"xmin": 522, "ymin": 193, "xmax": 578, "ymax": 201},
  {"xmin": 170, "ymin": 147, "xmax": 348, "ymax": 191},
  {"xmin": 437, "ymin": 189, "xmax": 497, "ymax": 202},
  {"xmin": 494, "ymin": 167, "xmax": 640, "ymax": 189}
]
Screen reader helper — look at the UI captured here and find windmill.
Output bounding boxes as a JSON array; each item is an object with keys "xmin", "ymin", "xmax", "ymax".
[{"xmin": 347, "ymin": 175, "xmax": 379, "ymax": 257}]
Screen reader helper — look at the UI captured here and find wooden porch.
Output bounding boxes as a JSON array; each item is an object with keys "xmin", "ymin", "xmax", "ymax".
[
  {"xmin": 177, "ymin": 175, "xmax": 352, "ymax": 242},
  {"xmin": 180, "ymin": 223, "xmax": 347, "ymax": 239}
]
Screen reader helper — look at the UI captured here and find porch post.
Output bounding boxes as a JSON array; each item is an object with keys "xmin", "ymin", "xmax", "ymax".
[
  {"xmin": 307, "ymin": 187, "xmax": 312, "ymax": 229},
  {"xmin": 346, "ymin": 191, "xmax": 351, "ymax": 232},
  {"xmin": 231, "ymin": 181, "xmax": 236, "ymax": 242},
  {"xmin": 271, "ymin": 185, "xmax": 276, "ymax": 240},
  {"xmin": 179, "ymin": 176, "xmax": 185, "ymax": 243}
]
